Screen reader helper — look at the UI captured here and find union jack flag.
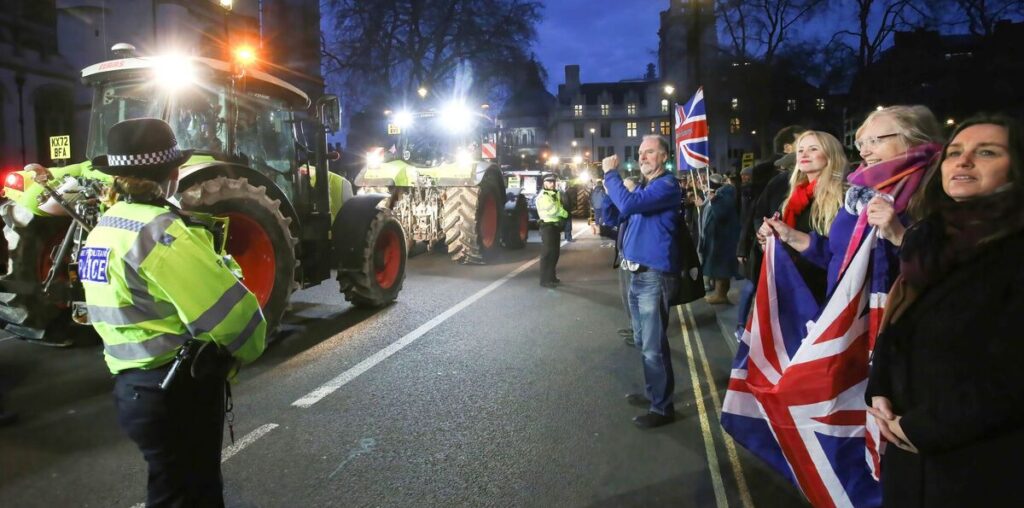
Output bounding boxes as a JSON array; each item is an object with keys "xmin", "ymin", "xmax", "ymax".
[
  {"xmin": 674, "ymin": 87, "xmax": 709, "ymax": 170},
  {"xmin": 721, "ymin": 234, "xmax": 884, "ymax": 508}
]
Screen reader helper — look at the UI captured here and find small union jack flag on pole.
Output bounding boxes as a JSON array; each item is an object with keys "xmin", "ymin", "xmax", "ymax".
[{"xmin": 674, "ymin": 87, "xmax": 710, "ymax": 170}]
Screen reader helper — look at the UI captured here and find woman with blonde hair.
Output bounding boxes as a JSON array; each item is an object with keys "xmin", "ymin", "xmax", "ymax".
[{"xmin": 763, "ymin": 130, "xmax": 847, "ymax": 300}]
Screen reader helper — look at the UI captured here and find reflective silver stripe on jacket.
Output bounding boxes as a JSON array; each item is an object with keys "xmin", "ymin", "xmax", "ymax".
[
  {"xmin": 227, "ymin": 309, "xmax": 264, "ymax": 353},
  {"xmin": 104, "ymin": 332, "xmax": 191, "ymax": 361},
  {"xmin": 187, "ymin": 282, "xmax": 251, "ymax": 337}
]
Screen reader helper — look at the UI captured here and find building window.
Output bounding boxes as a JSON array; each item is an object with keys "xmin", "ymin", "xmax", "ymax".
[
  {"xmin": 661, "ymin": 99, "xmax": 669, "ymax": 113},
  {"xmin": 650, "ymin": 121, "xmax": 658, "ymax": 134},
  {"xmin": 730, "ymin": 117, "xmax": 741, "ymax": 133},
  {"xmin": 731, "ymin": 98, "xmax": 739, "ymax": 111},
  {"xmin": 626, "ymin": 122, "xmax": 637, "ymax": 137},
  {"xmin": 574, "ymin": 104, "xmax": 583, "ymax": 117},
  {"xmin": 574, "ymin": 122, "xmax": 584, "ymax": 138},
  {"xmin": 624, "ymin": 145, "xmax": 633, "ymax": 161},
  {"xmin": 601, "ymin": 104, "xmax": 610, "ymax": 116},
  {"xmin": 600, "ymin": 121, "xmax": 611, "ymax": 138},
  {"xmin": 660, "ymin": 120, "xmax": 671, "ymax": 136},
  {"xmin": 627, "ymin": 103, "xmax": 637, "ymax": 116},
  {"xmin": 786, "ymin": 99, "xmax": 797, "ymax": 112},
  {"xmin": 816, "ymin": 98, "xmax": 826, "ymax": 111}
]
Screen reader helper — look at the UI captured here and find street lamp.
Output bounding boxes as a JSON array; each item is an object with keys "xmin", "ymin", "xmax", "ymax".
[
  {"xmin": 589, "ymin": 127, "xmax": 596, "ymax": 164},
  {"xmin": 663, "ymin": 83, "xmax": 677, "ymax": 167},
  {"xmin": 418, "ymin": 86, "xmax": 428, "ymax": 99}
]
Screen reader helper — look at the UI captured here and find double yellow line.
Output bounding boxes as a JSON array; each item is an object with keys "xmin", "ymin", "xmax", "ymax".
[{"xmin": 676, "ymin": 304, "xmax": 754, "ymax": 508}]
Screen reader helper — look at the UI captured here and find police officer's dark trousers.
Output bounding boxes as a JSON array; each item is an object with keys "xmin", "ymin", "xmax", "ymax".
[
  {"xmin": 539, "ymin": 221, "xmax": 562, "ymax": 284},
  {"xmin": 114, "ymin": 365, "xmax": 227, "ymax": 508}
]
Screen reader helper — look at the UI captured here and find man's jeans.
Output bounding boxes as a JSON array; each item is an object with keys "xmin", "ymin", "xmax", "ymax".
[{"xmin": 628, "ymin": 270, "xmax": 677, "ymax": 415}]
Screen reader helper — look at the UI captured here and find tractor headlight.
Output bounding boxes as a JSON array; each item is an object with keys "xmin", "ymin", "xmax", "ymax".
[
  {"xmin": 366, "ymin": 150, "xmax": 384, "ymax": 169},
  {"xmin": 439, "ymin": 101, "xmax": 474, "ymax": 135},
  {"xmin": 455, "ymin": 148, "xmax": 472, "ymax": 166},
  {"xmin": 578, "ymin": 171, "xmax": 592, "ymax": 184},
  {"xmin": 153, "ymin": 54, "xmax": 196, "ymax": 90},
  {"xmin": 394, "ymin": 110, "xmax": 414, "ymax": 129}
]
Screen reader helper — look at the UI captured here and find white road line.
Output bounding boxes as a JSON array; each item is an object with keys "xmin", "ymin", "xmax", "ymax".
[
  {"xmin": 677, "ymin": 305, "xmax": 729, "ymax": 508},
  {"xmin": 684, "ymin": 305, "xmax": 754, "ymax": 508},
  {"xmin": 293, "ymin": 253, "xmax": 547, "ymax": 408},
  {"xmin": 221, "ymin": 423, "xmax": 279, "ymax": 463}
]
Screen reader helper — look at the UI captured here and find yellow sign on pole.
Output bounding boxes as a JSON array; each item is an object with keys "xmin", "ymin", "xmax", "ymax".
[
  {"xmin": 50, "ymin": 135, "xmax": 71, "ymax": 160},
  {"xmin": 741, "ymin": 152, "xmax": 754, "ymax": 169},
  {"xmin": 387, "ymin": 124, "xmax": 401, "ymax": 135}
]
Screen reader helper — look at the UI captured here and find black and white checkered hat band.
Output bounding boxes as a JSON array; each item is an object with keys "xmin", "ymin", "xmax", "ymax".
[{"xmin": 108, "ymin": 147, "xmax": 182, "ymax": 167}]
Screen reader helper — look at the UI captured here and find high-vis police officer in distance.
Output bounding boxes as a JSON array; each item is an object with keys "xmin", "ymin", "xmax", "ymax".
[
  {"xmin": 82, "ymin": 118, "xmax": 267, "ymax": 507},
  {"xmin": 536, "ymin": 173, "xmax": 569, "ymax": 287}
]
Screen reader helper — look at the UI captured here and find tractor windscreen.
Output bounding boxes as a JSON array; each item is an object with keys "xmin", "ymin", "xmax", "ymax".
[{"xmin": 87, "ymin": 78, "xmax": 229, "ymax": 159}]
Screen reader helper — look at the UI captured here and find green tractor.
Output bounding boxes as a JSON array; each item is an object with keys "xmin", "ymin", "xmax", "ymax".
[
  {"xmin": 0, "ymin": 45, "xmax": 407, "ymax": 345},
  {"xmin": 355, "ymin": 107, "xmax": 529, "ymax": 264}
]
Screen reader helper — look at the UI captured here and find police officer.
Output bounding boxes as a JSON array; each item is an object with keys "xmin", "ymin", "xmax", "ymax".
[
  {"xmin": 536, "ymin": 173, "xmax": 569, "ymax": 287},
  {"xmin": 81, "ymin": 118, "xmax": 266, "ymax": 506}
]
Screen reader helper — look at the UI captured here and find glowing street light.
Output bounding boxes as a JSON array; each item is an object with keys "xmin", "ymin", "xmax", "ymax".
[
  {"xmin": 219, "ymin": 0, "xmax": 233, "ymax": 10},
  {"xmin": 663, "ymin": 84, "xmax": 675, "ymax": 96},
  {"xmin": 417, "ymin": 86, "xmax": 428, "ymax": 98}
]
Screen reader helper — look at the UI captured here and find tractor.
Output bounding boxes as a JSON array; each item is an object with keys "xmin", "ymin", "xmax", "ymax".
[
  {"xmin": 0, "ymin": 45, "xmax": 407, "ymax": 345},
  {"xmin": 355, "ymin": 107, "xmax": 529, "ymax": 264}
]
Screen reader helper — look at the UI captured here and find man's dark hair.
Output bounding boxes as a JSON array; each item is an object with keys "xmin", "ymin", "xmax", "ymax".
[{"xmin": 773, "ymin": 125, "xmax": 807, "ymax": 154}]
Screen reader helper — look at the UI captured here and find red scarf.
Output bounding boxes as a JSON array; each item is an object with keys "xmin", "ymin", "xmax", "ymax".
[{"xmin": 782, "ymin": 179, "xmax": 817, "ymax": 228}]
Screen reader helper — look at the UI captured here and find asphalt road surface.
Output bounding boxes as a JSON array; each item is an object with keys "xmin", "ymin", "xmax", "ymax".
[{"xmin": 0, "ymin": 220, "xmax": 809, "ymax": 508}]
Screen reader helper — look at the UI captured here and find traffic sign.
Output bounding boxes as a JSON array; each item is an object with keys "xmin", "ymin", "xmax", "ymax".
[
  {"xmin": 50, "ymin": 135, "xmax": 71, "ymax": 160},
  {"xmin": 741, "ymin": 152, "xmax": 754, "ymax": 169},
  {"xmin": 387, "ymin": 124, "xmax": 401, "ymax": 135}
]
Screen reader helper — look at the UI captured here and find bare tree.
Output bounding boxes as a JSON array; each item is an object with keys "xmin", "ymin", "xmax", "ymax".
[
  {"xmin": 322, "ymin": 0, "xmax": 543, "ymax": 111},
  {"xmin": 715, "ymin": 0, "xmax": 826, "ymax": 64},
  {"xmin": 945, "ymin": 0, "xmax": 1024, "ymax": 35},
  {"xmin": 831, "ymin": 0, "xmax": 931, "ymax": 71}
]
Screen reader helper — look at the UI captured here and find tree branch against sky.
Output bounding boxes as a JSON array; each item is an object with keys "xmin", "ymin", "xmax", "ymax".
[
  {"xmin": 830, "ymin": 0, "xmax": 932, "ymax": 71},
  {"xmin": 942, "ymin": 0, "xmax": 1024, "ymax": 35},
  {"xmin": 322, "ymin": 0, "xmax": 542, "ymax": 112}
]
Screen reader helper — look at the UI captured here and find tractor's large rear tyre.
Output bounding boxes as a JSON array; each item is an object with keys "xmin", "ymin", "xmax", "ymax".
[
  {"xmin": 343, "ymin": 209, "xmax": 406, "ymax": 307},
  {"xmin": 501, "ymin": 195, "xmax": 529, "ymax": 249},
  {"xmin": 0, "ymin": 217, "xmax": 94, "ymax": 346},
  {"xmin": 181, "ymin": 177, "xmax": 297, "ymax": 335},
  {"xmin": 569, "ymin": 185, "xmax": 592, "ymax": 219},
  {"xmin": 442, "ymin": 174, "xmax": 502, "ymax": 264}
]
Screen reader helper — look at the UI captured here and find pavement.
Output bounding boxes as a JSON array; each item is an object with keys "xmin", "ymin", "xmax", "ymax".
[{"xmin": 0, "ymin": 220, "xmax": 806, "ymax": 508}]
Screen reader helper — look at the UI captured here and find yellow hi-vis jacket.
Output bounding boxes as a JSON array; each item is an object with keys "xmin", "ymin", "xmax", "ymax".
[
  {"xmin": 536, "ymin": 189, "xmax": 569, "ymax": 224},
  {"xmin": 79, "ymin": 201, "xmax": 267, "ymax": 374}
]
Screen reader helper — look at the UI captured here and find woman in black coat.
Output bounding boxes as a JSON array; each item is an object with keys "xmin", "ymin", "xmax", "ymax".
[{"xmin": 866, "ymin": 113, "xmax": 1024, "ymax": 507}]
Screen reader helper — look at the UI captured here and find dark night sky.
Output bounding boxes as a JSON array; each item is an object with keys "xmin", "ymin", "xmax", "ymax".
[{"xmin": 533, "ymin": 0, "xmax": 668, "ymax": 91}]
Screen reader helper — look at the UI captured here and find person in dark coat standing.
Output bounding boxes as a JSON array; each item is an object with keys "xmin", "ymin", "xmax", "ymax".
[
  {"xmin": 866, "ymin": 114, "xmax": 1024, "ymax": 507},
  {"xmin": 699, "ymin": 173, "xmax": 740, "ymax": 304}
]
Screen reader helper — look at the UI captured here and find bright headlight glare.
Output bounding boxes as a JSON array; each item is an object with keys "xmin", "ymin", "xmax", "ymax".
[
  {"xmin": 394, "ymin": 110, "xmax": 414, "ymax": 129},
  {"xmin": 578, "ymin": 171, "xmax": 592, "ymax": 183},
  {"xmin": 456, "ymin": 148, "xmax": 472, "ymax": 165},
  {"xmin": 153, "ymin": 55, "xmax": 196, "ymax": 90},
  {"xmin": 366, "ymin": 150, "xmax": 383, "ymax": 168},
  {"xmin": 439, "ymin": 102, "xmax": 474, "ymax": 134}
]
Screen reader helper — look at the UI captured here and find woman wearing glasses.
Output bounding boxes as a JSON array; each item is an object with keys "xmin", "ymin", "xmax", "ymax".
[
  {"xmin": 865, "ymin": 114, "xmax": 1024, "ymax": 506},
  {"xmin": 761, "ymin": 105, "xmax": 943, "ymax": 295}
]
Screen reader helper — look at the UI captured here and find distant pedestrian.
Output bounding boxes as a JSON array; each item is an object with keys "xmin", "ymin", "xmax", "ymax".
[
  {"xmin": 537, "ymin": 173, "xmax": 569, "ymax": 288},
  {"xmin": 603, "ymin": 135, "xmax": 681, "ymax": 429},
  {"xmin": 700, "ymin": 173, "xmax": 740, "ymax": 304}
]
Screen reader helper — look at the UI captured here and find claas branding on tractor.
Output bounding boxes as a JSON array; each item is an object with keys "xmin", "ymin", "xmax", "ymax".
[{"xmin": 0, "ymin": 43, "xmax": 407, "ymax": 347}]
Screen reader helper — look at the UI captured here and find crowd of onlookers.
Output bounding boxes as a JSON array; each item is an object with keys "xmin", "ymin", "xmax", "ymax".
[{"xmin": 590, "ymin": 106, "xmax": 1023, "ymax": 506}]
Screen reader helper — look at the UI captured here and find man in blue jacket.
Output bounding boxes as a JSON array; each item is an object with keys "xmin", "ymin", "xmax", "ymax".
[{"xmin": 602, "ymin": 135, "xmax": 681, "ymax": 428}]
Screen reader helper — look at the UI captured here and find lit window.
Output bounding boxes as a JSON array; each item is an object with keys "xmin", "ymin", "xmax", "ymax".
[
  {"xmin": 786, "ymin": 99, "xmax": 797, "ymax": 112},
  {"xmin": 730, "ymin": 117, "xmax": 741, "ymax": 133},
  {"xmin": 574, "ymin": 104, "xmax": 583, "ymax": 117},
  {"xmin": 661, "ymin": 99, "xmax": 669, "ymax": 113},
  {"xmin": 627, "ymin": 103, "xmax": 637, "ymax": 116},
  {"xmin": 650, "ymin": 121, "xmax": 657, "ymax": 133},
  {"xmin": 660, "ymin": 121, "xmax": 671, "ymax": 136},
  {"xmin": 601, "ymin": 104, "xmax": 610, "ymax": 116},
  {"xmin": 816, "ymin": 98, "xmax": 826, "ymax": 111},
  {"xmin": 731, "ymin": 98, "xmax": 739, "ymax": 111},
  {"xmin": 626, "ymin": 122, "xmax": 637, "ymax": 137}
]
